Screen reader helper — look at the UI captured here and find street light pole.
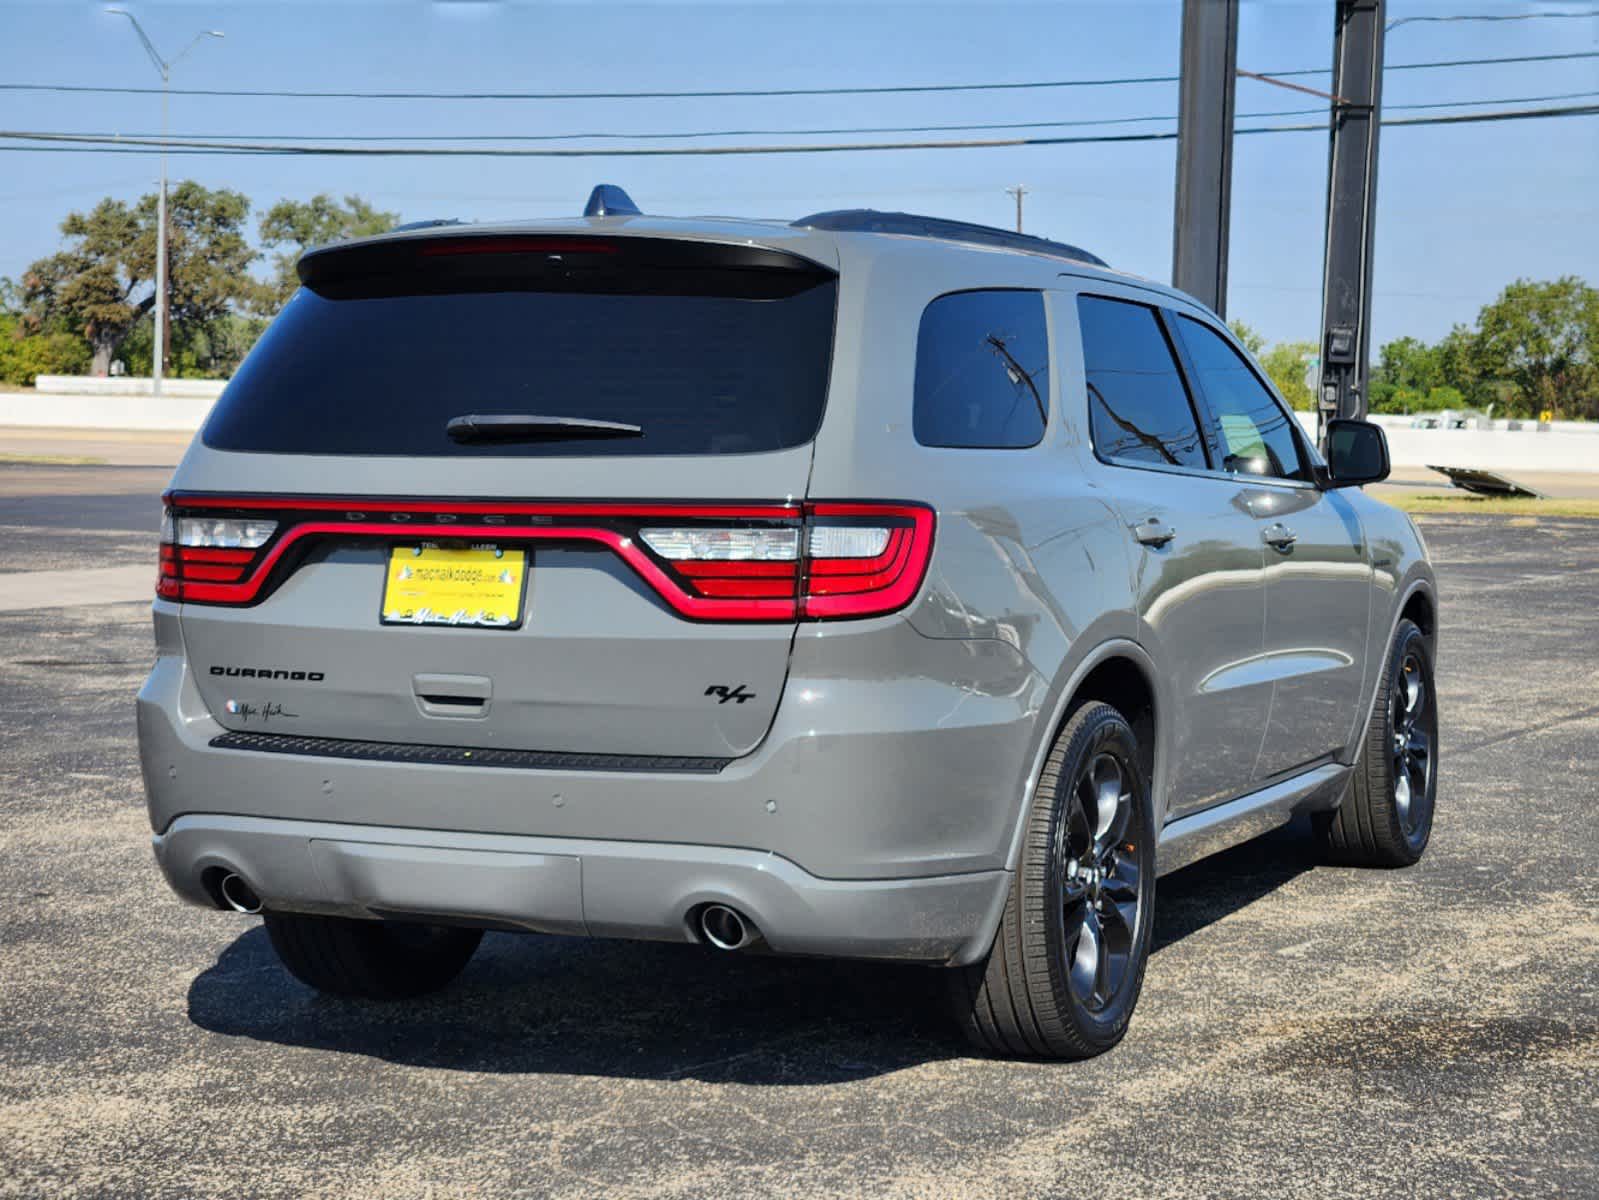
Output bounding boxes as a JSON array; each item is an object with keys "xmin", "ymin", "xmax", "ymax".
[
  {"xmin": 156, "ymin": 74, "xmax": 167, "ymax": 395},
  {"xmin": 106, "ymin": 9, "xmax": 223, "ymax": 399}
]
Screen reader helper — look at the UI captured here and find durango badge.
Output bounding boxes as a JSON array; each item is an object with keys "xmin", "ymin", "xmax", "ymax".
[{"xmin": 210, "ymin": 665, "xmax": 325, "ymax": 682}]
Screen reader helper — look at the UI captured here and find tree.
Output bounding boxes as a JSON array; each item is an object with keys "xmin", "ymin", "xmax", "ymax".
[
  {"xmin": 1432, "ymin": 325, "xmax": 1496, "ymax": 412},
  {"xmin": 1472, "ymin": 277, "xmax": 1599, "ymax": 419},
  {"xmin": 18, "ymin": 183, "xmax": 261, "ymax": 376},
  {"xmin": 116, "ymin": 312, "xmax": 269, "ymax": 379},
  {"xmin": 153, "ymin": 182, "xmax": 264, "ymax": 373},
  {"xmin": 257, "ymin": 194, "xmax": 398, "ymax": 310},
  {"xmin": 1228, "ymin": 320, "xmax": 1266, "ymax": 355},
  {"xmin": 0, "ymin": 313, "xmax": 90, "ymax": 385},
  {"xmin": 1373, "ymin": 335, "xmax": 1440, "ymax": 393},
  {"xmin": 1224, "ymin": 320, "xmax": 1313, "ymax": 409},
  {"xmin": 1258, "ymin": 340, "xmax": 1317, "ymax": 411},
  {"xmin": 20, "ymin": 198, "xmax": 147, "ymax": 376}
]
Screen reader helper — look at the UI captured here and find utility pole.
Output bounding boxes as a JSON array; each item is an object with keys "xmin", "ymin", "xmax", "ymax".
[
  {"xmin": 1005, "ymin": 185, "xmax": 1028, "ymax": 233},
  {"xmin": 1317, "ymin": 0, "xmax": 1384, "ymax": 444},
  {"xmin": 1171, "ymin": 0, "xmax": 1239, "ymax": 317},
  {"xmin": 106, "ymin": 9, "xmax": 223, "ymax": 399}
]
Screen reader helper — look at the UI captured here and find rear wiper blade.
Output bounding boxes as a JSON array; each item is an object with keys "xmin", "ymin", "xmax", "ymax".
[{"xmin": 445, "ymin": 413, "xmax": 644, "ymax": 442}]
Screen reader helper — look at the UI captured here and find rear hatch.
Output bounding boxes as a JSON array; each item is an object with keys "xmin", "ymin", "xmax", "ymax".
[{"xmin": 168, "ymin": 232, "xmax": 844, "ymax": 762}]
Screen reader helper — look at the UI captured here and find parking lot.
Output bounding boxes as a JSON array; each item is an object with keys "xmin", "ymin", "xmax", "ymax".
[{"xmin": 2, "ymin": 461, "xmax": 1595, "ymax": 1199}]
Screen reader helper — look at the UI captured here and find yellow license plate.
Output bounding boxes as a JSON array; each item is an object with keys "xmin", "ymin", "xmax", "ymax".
[{"xmin": 381, "ymin": 545, "xmax": 526, "ymax": 629}]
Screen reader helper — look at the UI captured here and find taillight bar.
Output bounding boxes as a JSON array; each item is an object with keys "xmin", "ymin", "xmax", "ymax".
[
  {"xmin": 800, "ymin": 503, "xmax": 933, "ymax": 618},
  {"xmin": 158, "ymin": 495, "xmax": 934, "ymax": 622}
]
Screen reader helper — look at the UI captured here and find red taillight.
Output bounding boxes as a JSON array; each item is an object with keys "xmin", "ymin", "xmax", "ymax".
[
  {"xmin": 801, "ymin": 504, "xmax": 934, "ymax": 619},
  {"xmin": 157, "ymin": 496, "xmax": 934, "ymax": 622},
  {"xmin": 158, "ymin": 512, "xmax": 276, "ymax": 602},
  {"xmin": 635, "ymin": 503, "xmax": 933, "ymax": 619}
]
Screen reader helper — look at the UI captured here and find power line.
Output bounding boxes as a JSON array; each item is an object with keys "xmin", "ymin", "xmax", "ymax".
[
  {"xmin": 0, "ymin": 74, "xmax": 1173, "ymax": 101},
  {"xmin": 1, "ymin": 50, "xmax": 1596, "ymax": 102},
  {"xmin": 38, "ymin": 90, "xmax": 1599, "ymax": 145},
  {"xmin": 1, "ymin": 102, "xmax": 1594, "ymax": 158},
  {"xmin": 1388, "ymin": 9, "xmax": 1599, "ymax": 32},
  {"xmin": 1319, "ymin": 48, "xmax": 1599, "ymax": 74}
]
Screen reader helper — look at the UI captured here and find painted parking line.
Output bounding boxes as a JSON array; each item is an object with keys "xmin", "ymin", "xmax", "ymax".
[{"xmin": 0, "ymin": 565, "xmax": 153, "ymax": 612}]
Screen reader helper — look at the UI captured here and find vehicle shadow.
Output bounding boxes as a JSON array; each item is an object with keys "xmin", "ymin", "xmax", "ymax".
[
  {"xmin": 1151, "ymin": 816, "xmax": 1320, "ymax": 954},
  {"xmin": 185, "ymin": 821, "xmax": 1320, "ymax": 1082}
]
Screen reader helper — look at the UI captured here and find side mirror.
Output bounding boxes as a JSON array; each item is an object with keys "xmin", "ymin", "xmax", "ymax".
[{"xmin": 1323, "ymin": 418, "xmax": 1390, "ymax": 488}]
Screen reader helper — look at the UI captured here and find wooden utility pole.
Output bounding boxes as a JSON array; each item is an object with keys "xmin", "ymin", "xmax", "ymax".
[{"xmin": 1005, "ymin": 185, "xmax": 1028, "ymax": 233}]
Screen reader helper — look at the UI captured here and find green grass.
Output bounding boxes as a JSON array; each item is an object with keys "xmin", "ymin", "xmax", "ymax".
[{"xmin": 1383, "ymin": 491, "xmax": 1599, "ymax": 518}]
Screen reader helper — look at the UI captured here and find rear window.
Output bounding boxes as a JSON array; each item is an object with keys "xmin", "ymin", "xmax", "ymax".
[
  {"xmin": 914, "ymin": 289, "xmax": 1048, "ymax": 449},
  {"xmin": 203, "ymin": 236, "xmax": 838, "ymax": 457}
]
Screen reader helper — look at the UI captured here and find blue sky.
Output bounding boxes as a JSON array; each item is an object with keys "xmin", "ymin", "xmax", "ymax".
[{"xmin": 1, "ymin": 0, "xmax": 1596, "ymax": 349}]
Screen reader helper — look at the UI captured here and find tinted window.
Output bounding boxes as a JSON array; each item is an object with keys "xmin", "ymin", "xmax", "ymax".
[
  {"xmin": 204, "ymin": 268, "xmax": 837, "ymax": 457},
  {"xmin": 914, "ymin": 290, "xmax": 1048, "ymax": 448},
  {"xmin": 1177, "ymin": 316, "xmax": 1310, "ymax": 481},
  {"xmin": 1078, "ymin": 296, "xmax": 1207, "ymax": 469}
]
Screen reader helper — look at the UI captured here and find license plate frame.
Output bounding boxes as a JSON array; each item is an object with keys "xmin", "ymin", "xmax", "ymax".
[{"xmin": 379, "ymin": 543, "xmax": 528, "ymax": 630}]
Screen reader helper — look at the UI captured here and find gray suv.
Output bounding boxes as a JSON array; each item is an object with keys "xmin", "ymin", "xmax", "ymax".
[{"xmin": 138, "ymin": 190, "xmax": 1438, "ymax": 1059}]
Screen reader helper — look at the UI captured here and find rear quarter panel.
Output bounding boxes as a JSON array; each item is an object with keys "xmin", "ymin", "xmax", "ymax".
[{"xmin": 807, "ymin": 241, "xmax": 1144, "ymax": 855}]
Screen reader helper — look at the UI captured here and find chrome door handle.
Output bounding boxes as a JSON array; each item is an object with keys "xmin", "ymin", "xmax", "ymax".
[
  {"xmin": 1263, "ymin": 523, "xmax": 1298, "ymax": 551},
  {"xmin": 1133, "ymin": 519, "xmax": 1177, "ymax": 548}
]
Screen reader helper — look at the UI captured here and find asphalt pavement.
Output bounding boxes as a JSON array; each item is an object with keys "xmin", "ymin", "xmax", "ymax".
[{"xmin": 0, "ymin": 465, "xmax": 1595, "ymax": 1199}]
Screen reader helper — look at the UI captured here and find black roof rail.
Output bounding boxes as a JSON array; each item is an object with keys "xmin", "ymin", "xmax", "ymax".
[
  {"xmin": 389, "ymin": 218, "xmax": 467, "ymax": 233},
  {"xmin": 791, "ymin": 209, "xmax": 1107, "ymax": 268}
]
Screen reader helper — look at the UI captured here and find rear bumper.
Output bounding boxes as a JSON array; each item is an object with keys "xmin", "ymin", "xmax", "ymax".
[
  {"xmin": 153, "ymin": 814, "xmax": 1009, "ymax": 965},
  {"xmin": 138, "ymin": 611, "xmax": 1046, "ymax": 882},
  {"xmin": 138, "ymin": 607, "xmax": 1042, "ymax": 962}
]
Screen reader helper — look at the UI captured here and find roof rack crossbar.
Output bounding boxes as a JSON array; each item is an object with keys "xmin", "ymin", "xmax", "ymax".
[{"xmin": 791, "ymin": 209, "xmax": 1107, "ymax": 268}]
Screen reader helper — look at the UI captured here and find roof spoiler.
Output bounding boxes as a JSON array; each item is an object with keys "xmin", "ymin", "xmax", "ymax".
[{"xmin": 296, "ymin": 231, "xmax": 834, "ymax": 295}]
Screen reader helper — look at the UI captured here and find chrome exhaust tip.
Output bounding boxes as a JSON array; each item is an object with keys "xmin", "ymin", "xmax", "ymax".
[
  {"xmin": 219, "ymin": 873, "xmax": 263, "ymax": 915},
  {"xmin": 699, "ymin": 903, "xmax": 756, "ymax": 951}
]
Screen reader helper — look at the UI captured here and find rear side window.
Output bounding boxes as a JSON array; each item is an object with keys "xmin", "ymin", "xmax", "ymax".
[
  {"xmin": 203, "ymin": 237, "xmax": 838, "ymax": 458},
  {"xmin": 1078, "ymin": 295, "xmax": 1208, "ymax": 470},
  {"xmin": 914, "ymin": 290, "xmax": 1048, "ymax": 449},
  {"xmin": 1176, "ymin": 316, "xmax": 1311, "ymax": 481}
]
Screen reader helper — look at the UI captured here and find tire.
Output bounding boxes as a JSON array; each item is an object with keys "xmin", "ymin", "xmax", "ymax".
[
  {"xmin": 263, "ymin": 911, "xmax": 483, "ymax": 1000},
  {"xmin": 947, "ymin": 701, "xmax": 1157, "ymax": 1059},
  {"xmin": 1318, "ymin": 618, "xmax": 1438, "ymax": 867}
]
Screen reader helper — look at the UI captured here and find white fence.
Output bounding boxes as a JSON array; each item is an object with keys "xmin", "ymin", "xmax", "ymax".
[
  {"xmin": 1295, "ymin": 413, "xmax": 1599, "ymax": 474},
  {"xmin": 0, "ymin": 380, "xmax": 217, "ymax": 432},
  {"xmin": 33, "ymin": 375, "xmax": 228, "ymax": 399},
  {"xmin": 3, "ymin": 379, "xmax": 1597, "ymax": 473}
]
